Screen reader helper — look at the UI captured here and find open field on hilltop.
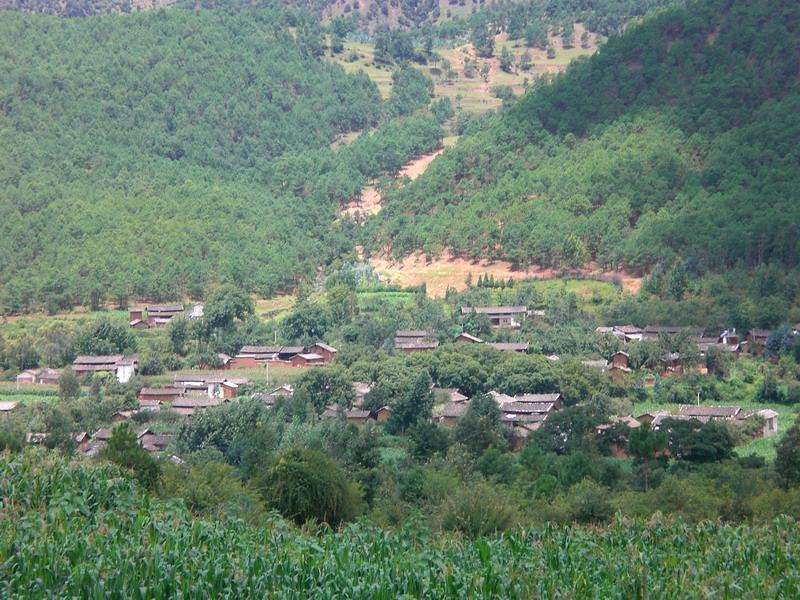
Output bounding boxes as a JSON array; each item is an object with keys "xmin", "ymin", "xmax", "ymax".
[
  {"xmin": 328, "ymin": 27, "xmax": 600, "ymax": 114},
  {"xmin": 255, "ymin": 295, "xmax": 296, "ymax": 321},
  {"xmin": 357, "ymin": 289, "xmax": 416, "ymax": 311}
]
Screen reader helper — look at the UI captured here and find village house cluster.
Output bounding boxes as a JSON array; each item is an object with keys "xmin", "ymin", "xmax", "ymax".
[{"xmin": 128, "ymin": 303, "xmax": 204, "ymax": 329}]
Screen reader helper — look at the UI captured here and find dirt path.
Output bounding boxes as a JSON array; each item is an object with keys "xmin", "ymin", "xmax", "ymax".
[{"xmin": 340, "ymin": 148, "xmax": 445, "ymax": 220}]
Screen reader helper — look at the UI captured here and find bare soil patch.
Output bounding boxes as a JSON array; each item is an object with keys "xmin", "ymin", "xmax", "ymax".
[{"xmin": 368, "ymin": 251, "xmax": 642, "ymax": 297}]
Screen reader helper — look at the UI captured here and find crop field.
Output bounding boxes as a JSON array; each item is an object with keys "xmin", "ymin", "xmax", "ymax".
[{"xmin": 2, "ymin": 451, "xmax": 799, "ymax": 599}]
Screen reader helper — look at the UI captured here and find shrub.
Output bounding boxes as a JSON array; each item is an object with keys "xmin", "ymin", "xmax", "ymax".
[{"xmin": 440, "ymin": 480, "xmax": 520, "ymax": 537}]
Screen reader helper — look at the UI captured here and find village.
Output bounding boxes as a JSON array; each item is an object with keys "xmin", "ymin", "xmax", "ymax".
[{"xmin": 5, "ymin": 299, "xmax": 794, "ymax": 460}]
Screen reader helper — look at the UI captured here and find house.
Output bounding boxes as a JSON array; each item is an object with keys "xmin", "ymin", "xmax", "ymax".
[
  {"xmin": 138, "ymin": 387, "xmax": 185, "ymax": 404},
  {"xmin": 291, "ymin": 352, "xmax": 325, "ymax": 367},
  {"xmin": 215, "ymin": 354, "xmax": 233, "ymax": 369},
  {"xmin": 610, "ymin": 351, "xmax": 631, "ymax": 372},
  {"xmin": 660, "ymin": 352, "xmax": 683, "ymax": 373},
  {"xmin": 187, "ymin": 303, "xmax": 204, "ymax": 320},
  {"xmin": 433, "ymin": 387, "xmax": 469, "ymax": 403},
  {"xmin": 25, "ymin": 432, "xmax": 49, "ymax": 445},
  {"xmin": 277, "ymin": 346, "xmax": 304, "ymax": 361},
  {"xmin": 642, "ymin": 325, "xmax": 695, "ymax": 341},
  {"xmin": 461, "ymin": 306, "xmax": 529, "ymax": 328},
  {"xmin": 394, "ymin": 330, "xmax": 439, "ymax": 354},
  {"xmin": 270, "ymin": 384, "xmax": 295, "ymax": 397},
  {"xmin": 612, "ymin": 325, "xmax": 644, "ymax": 342},
  {"xmin": 581, "ymin": 360, "xmax": 608, "ymax": 372},
  {"xmin": 677, "ymin": 405, "xmax": 743, "ymax": 421},
  {"xmin": 170, "ymin": 395, "xmax": 225, "ymax": 417},
  {"xmin": 439, "ymin": 402, "xmax": 468, "ymax": 427},
  {"xmin": 746, "ymin": 329, "xmax": 772, "ymax": 354},
  {"xmin": 455, "ymin": 332, "xmax": 484, "ymax": 344},
  {"xmin": 374, "ymin": 406, "xmax": 392, "ymax": 423},
  {"xmin": 15, "ymin": 370, "xmax": 36, "ymax": 384},
  {"xmin": 128, "ymin": 307, "xmax": 146, "ymax": 323},
  {"xmin": 147, "ymin": 304, "xmax": 185, "ymax": 327},
  {"xmin": 718, "ymin": 328, "xmax": 739, "ymax": 345},
  {"xmin": 139, "ymin": 433, "xmax": 175, "ymax": 452},
  {"xmin": 111, "ymin": 410, "xmax": 137, "ymax": 423},
  {"xmin": 15, "ymin": 368, "xmax": 61, "ymax": 385},
  {"xmin": 230, "ymin": 346, "xmax": 280, "ymax": 368},
  {"xmin": 352, "ymin": 382, "xmax": 372, "ymax": 407},
  {"xmin": 72, "ymin": 355, "xmax": 137, "ymax": 383},
  {"xmin": 345, "ymin": 409, "xmax": 372, "ymax": 425},
  {"xmin": 0, "ymin": 401, "xmax": 19, "ymax": 413},
  {"xmin": 205, "ymin": 378, "xmax": 240, "ymax": 399},
  {"xmin": 309, "ymin": 342, "xmax": 338, "ymax": 364},
  {"xmin": 488, "ymin": 342, "xmax": 529, "ymax": 354},
  {"xmin": 74, "ymin": 432, "xmax": 91, "ymax": 452},
  {"xmin": 507, "ymin": 392, "xmax": 562, "ymax": 410},
  {"xmin": 752, "ymin": 409, "xmax": 779, "ymax": 438}
]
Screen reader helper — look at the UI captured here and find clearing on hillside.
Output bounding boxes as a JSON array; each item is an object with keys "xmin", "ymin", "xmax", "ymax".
[{"xmin": 366, "ymin": 250, "xmax": 641, "ymax": 297}]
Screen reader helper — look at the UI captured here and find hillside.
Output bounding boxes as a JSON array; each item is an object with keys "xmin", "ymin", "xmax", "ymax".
[
  {"xmin": 0, "ymin": 8, "xmax": 443, "ymax": 313},
  {"xmin": 365, "ymin": 0, "xmax": 800, "ymax": 278}
]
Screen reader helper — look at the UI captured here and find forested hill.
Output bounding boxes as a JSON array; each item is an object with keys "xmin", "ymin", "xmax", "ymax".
[
  {"xmin": 365, "ymin": 0, "xmax": 800, "ymax": 275},
  {"xmin": 0, "ymin": 9, "xmax": 443, "ymax": 313}
]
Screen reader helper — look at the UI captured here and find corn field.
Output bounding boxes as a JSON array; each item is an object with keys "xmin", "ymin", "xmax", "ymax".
[{"xmin": 1, "ymin": 450, "xmax": 799, "ymax": 599}]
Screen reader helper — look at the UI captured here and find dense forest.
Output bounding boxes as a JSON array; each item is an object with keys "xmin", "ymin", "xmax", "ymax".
[
  {"xmin": 366, "ymin": 0, "xmax": 800, "ymax": 278},
  {"xmin": 0, "ymin": 8, "xmax": 443, "ymax": 313}
]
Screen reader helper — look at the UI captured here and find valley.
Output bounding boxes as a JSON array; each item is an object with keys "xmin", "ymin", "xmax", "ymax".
[{"xmin": 1, "ymin": 0, "xmax": 800, "ymax": 597}]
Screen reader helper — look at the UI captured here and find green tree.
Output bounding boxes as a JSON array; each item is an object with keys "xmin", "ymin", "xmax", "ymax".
[
  {"xmin": 101, "ymin": 423, "xmax": 161, "ymax": 491},
  {"xmin": 776, "ymin": 416, "xmax": 800, "ymax": 489},
  {"xmin": 168, "ymin": 317, "xmax": 190, "ymax": 356},
  {"xmin": 407, "ymin": 421, "xmax": 450, "ymax": 460},
  {"xmin": 295, "ymin": 366, "xmax": 355, "ymax": 413},
  {"xmin": 386, "ymin": 370, "xmax": 434, "ymax": 434},
  {"xmin": 58, "ymin": 367, "xmax": 81, "ymax": 402},
  {"xmin": 74, "ymin": 318, "xmax": 136, "ymax": 356},
  {"xmin": 261, "ymin": 448, "xmax": 362, "ymax": 526},
  {"xmin": 453, "ymin": 393, "xmax": 505, "ymax": 456},
  {"xmin": 204, "ymin": 287, "xmax": 253, "ymax": 331},
  {"xmin": 499, "ymin": 46, "xmax": 514, "ymax": 73}
]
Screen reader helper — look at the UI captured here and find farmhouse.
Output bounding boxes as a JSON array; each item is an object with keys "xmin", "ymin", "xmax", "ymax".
[
  {"xmin": 394, "ymin": 330, "xmax": 439, "ymax": 353},
  {"xmin": 610, "ymin": 351, "xmax": 631, "ymax": 372},
  {"xmin": 439, "ymin": 402, "xmax": 468, "ymax": 427},
  {"xmin": 455, "ymin": 332, "xmax": 484, "ymax": 343},
  {"xmin": 460, "ymin": 306, "xmax": 529, "ymax": 328},
  {"xmin": 147, "ymin": 304, "xmax": 185, "ymax": 327},
  {"xmin": 15, "ymin": 367, "xmax": 60, "ymax": 385},
  {"xmin": 352, "ymin": 382, "xmax": 372, "ymax": 407},
  {"xmin": 636, "ymin": 406, "xmax": 779, "ymax": 438},
  {"xmin": 72, "ymin": 355, "xmax": 137, "ymax": 383},
  {"xmin": 138, "ymin": 386, "xmax": 185, "ymax": 404},
  {"xmin": 488, "ymin": 342, "xmax": 529, "ymax": 354},
  {"xmin": 309, "ymin": 342, "xmax": 338, "ymax": 364},
  {"xmin": 230, "ymin": 346, "xmax": 280, "ymax": 368},
  {"xmin": 170, "ymin": 394, "xmax": 225, "ymax": 417},
  {"xmin": 433, "ymin": 387, "xmax": 468, "ymax": 403},
  {"xmin": 291, "ymin": 352, "xmax": 325, "ymax": 367},
  {"xmin": 642, "ymin": 325, "xmax": 696, "ymax": 341},
  {"xmin": 746, "ymin": 329, "xmax": 772, "ymax": 355}
]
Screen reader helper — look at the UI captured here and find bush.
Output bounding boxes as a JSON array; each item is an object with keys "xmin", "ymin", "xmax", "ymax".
[
  {"xmin": 440, "ymin": 480, "xmax": 520, "ymax": 537},
  {"xmin": 566, "ymin": 479, "xmax": 614, "ymax": 524}
]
